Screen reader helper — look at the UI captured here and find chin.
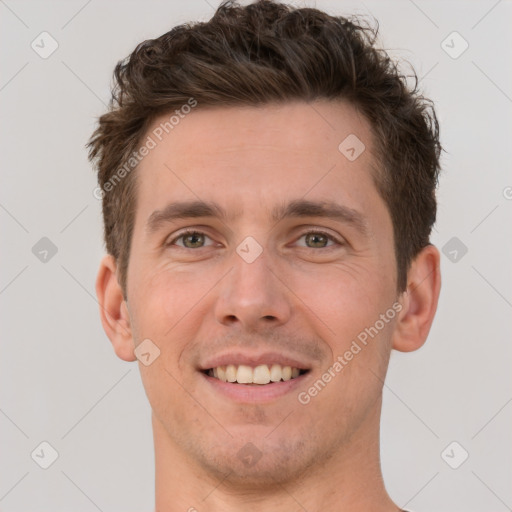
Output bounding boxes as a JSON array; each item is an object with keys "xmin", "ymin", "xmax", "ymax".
[{"xmin": 190, "ymin": 434, "xmax": 322, "ymax": 490}]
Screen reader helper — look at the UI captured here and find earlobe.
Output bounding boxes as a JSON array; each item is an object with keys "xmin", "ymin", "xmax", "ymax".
[
  {"xmin": 96, "ymin": 254, "xmax": 137, "ymax": 362},
  {"xmin": 392, "ymin": 244, "xmax": 441, "ymax": 353}
]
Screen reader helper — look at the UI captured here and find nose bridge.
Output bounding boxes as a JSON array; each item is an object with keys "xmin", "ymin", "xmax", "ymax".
[{"xmin": 215, "ymin": 242, "xmax": 291, "ymax": 328}]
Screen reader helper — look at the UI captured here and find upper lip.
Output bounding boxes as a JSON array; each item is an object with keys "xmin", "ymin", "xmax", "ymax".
[{"xmin": 199, "ymin": 351, "xmax": 312, "ymax": 371}]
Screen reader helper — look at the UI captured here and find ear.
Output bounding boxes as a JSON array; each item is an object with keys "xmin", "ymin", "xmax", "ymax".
[
  {"xmin": 96, "ymin": 254, "xmax": 136, "ymax": 362},
  {"xmin": 392, "ymin": 244, "xmax": 441, "ymax": 352}
]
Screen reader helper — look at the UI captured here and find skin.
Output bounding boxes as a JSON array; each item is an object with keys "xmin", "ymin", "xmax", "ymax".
[{"xmin": 96, "ymin": 100, "xmax": 441, "ymax": 511}]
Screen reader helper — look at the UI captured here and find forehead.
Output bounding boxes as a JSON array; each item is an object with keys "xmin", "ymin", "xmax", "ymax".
[
  {"xmin": 134, "ymin": 100, "xmax": 384, "ymax": 229},
  {"xmin": 144, "ymin": 100, "xmax": 372, "ymax": 164}
]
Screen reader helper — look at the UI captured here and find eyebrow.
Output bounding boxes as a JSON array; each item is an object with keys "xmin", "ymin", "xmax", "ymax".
[{"xmin": 145, "ymin": 199, "xmax": 369, "ymax": 236}]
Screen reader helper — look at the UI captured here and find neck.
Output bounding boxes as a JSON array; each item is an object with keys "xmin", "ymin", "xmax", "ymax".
[{"xmin": 153, "ymin": 400, "xmax": 399, "ymax": 512}]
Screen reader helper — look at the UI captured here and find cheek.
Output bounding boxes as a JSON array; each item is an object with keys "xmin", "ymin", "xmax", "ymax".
[
  {"xmin": 290, "ymin": 261, "xmax": 396, "ymax": 407},
  {"xmin": 126, "ymin": 269, "xmax": 192, "ymax": 394},
  {"xmin": 131, "ymin": 263, "xmax": 204, "ymax": 332},
  {"xmin": 293, "ymin": 261, "xmax": 393, "ymax": 340},
  {"xmin": 129, "ymin": 270, "xmax": 196, "ymax": 419},
  {"xmin": 128, "ymin": 264, "xmax": 227, "ymax": 397}
]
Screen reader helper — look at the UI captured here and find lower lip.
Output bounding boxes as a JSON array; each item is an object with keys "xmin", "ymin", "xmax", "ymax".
[{"xmin": 201, "ymin": 372, "xmax": 309, "ymax": 403}]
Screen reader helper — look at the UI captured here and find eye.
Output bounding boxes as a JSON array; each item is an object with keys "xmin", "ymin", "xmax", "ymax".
[
  {"xmin": 167, "ymin": 230, "xmax": 214, "ymax": 249},
  {"xmin": 165, "ymin": 229, "xmax": 343, "ymax": 251},
  {"xmin": 296, "ymin": 230, "xmax": 341, "ymax": 249}
]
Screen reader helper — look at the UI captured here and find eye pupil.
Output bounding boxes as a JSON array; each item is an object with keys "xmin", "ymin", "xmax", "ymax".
[
  {"xmin": 184, "ymin": 233, "xmax": 204, "ymax": 248},
  {"xmin": 306, "ymin": 233, "xmax": 328, "ymax": 248}
]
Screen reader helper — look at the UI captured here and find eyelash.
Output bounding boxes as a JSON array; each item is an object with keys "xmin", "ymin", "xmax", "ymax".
[{"xmin": 166, "ymin": 228, "xmax": 343, "ymax": 250}]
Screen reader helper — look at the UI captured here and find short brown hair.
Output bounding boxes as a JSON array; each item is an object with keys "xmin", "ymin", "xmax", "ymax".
[{"xmin": 88, "ymin": 0, "xmax": 441, "ymax": 298}]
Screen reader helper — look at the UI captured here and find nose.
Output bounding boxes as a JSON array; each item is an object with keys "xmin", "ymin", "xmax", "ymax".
[{"xmin": 214, "ymin": 247, "xmax": 292, "ymax": 332}]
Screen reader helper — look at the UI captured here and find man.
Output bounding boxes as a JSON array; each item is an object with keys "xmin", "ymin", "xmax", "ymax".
[{"xmin": 89, "ymin": 1, "xmax": 441, "ymax": 510}]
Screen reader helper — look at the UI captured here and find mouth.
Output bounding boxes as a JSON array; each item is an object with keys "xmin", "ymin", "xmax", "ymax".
[
  {"xmin": 198, "ymin": 352, "xmax": 313, "ymax": 402},
  {"xmin": 202, "ymin": 364, "xmax": 310, "ymax": 385}
]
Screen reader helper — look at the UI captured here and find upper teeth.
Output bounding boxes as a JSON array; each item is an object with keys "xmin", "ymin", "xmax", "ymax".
[{"xmin": 208, "ymin": 364, "xmax": 302, "ymax": 384}]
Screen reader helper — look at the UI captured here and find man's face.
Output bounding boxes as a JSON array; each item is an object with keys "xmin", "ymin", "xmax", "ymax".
[{"xmin": 125, "ymin": 100, "xmax": 400, "ymax": 484}]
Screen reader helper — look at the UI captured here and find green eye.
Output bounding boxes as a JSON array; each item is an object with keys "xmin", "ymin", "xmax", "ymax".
[
  {"xmin": 297, "ymin": 230, "xmax": 340, "ymax": 249},
  {"xmin": 168, "ymin": 230, "xmax": 213, "ymax": 249},
  {"xmin": 181, "ymin": 232, "xmax": 205, "ymax": 248},
  {"xmin": 166, "ymin": 229, "xmax": 342, "ymax": 250},
  {"xmin": 304, "ymin": 232, "xmax": 330, "ymax": 248}
]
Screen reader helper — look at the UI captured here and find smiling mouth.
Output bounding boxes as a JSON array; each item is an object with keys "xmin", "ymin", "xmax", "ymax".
[{"xmin": 203, "ymin": 364, "xmax": 309, "ymax": 385}]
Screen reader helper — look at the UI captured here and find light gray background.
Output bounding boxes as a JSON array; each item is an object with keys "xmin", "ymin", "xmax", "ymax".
[{"xmin": 1, "ymin": 1, "xmax": 511, "ymax": 511}]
